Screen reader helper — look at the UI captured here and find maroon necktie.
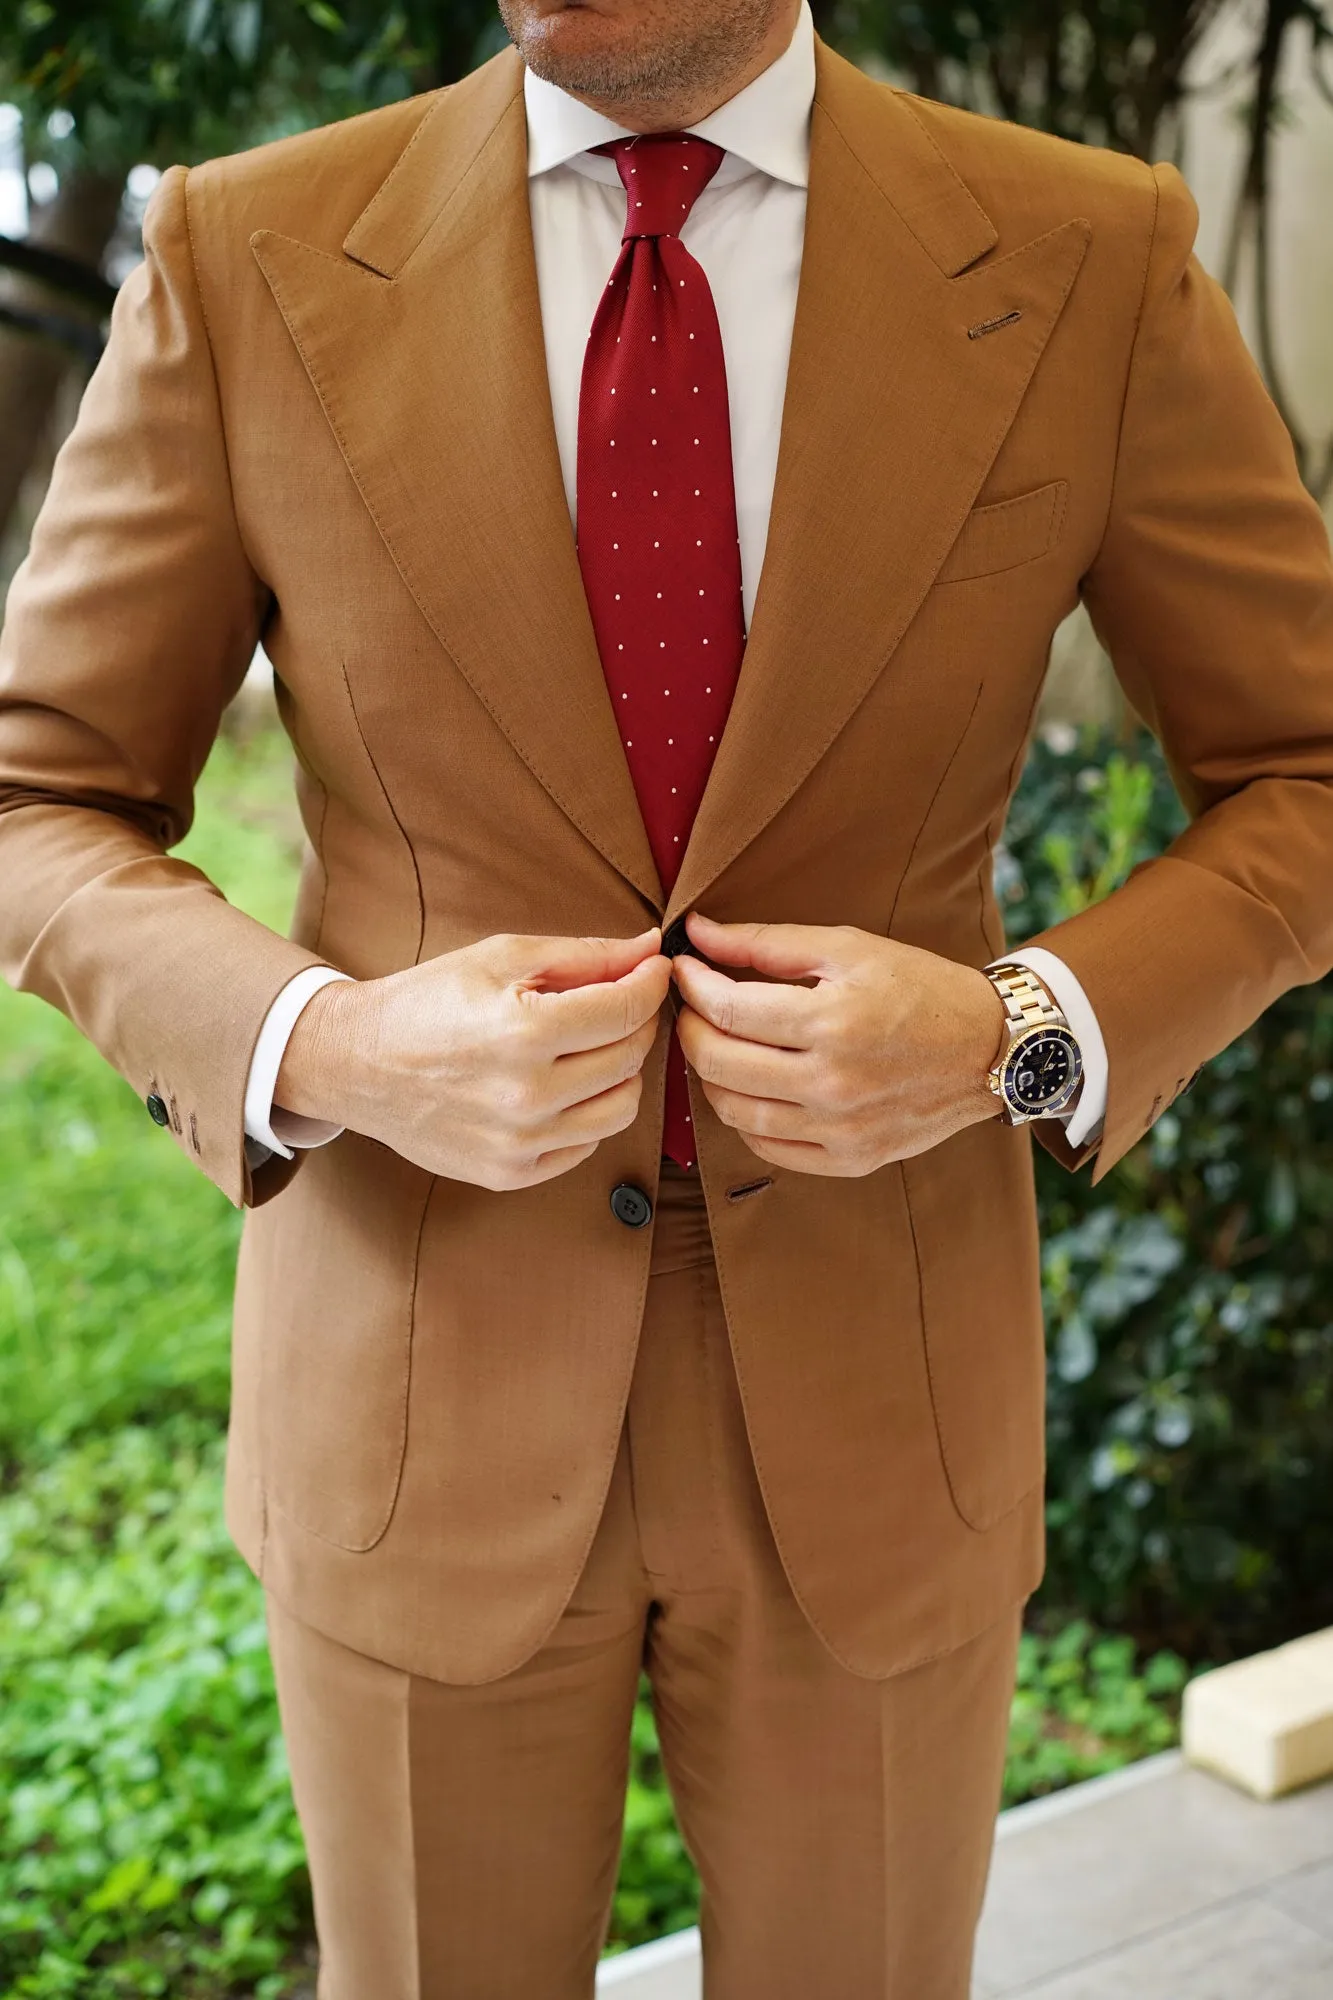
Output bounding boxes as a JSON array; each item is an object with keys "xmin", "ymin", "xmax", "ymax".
[{"xmin": 576, "ymin": 133, "xmax": 747, "ymax": 1169}]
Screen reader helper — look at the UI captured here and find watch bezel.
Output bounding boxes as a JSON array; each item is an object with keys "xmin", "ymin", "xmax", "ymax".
[{"xmin": 999, "ymin": 1023, "xmax": 1083, "ymax": 1121}]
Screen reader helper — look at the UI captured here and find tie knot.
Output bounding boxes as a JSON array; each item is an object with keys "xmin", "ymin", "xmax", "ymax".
[{"xmin": 594, "ymin": 133, "xmax": 725, "ymax": 241}]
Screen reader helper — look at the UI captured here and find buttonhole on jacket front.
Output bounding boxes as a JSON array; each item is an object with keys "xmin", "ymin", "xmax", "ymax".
[
  {"xmin": 725, "ymin": 1176, "xmax": 773, "ymax": 1204},
  {"xmin": 967, "ymin": 309, "xmax": 1023, "ymax": 341}
]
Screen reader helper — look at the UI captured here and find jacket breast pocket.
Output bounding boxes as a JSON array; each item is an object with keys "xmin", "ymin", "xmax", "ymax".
[{"xmin": 936, "ymin": 479, "xmax": 1069, "ymax": 586}]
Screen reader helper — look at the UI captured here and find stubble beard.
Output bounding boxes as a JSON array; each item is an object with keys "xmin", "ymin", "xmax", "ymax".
[{"xmin": 497, "ymin": 1, "xmax": 779, "ymax": 110}]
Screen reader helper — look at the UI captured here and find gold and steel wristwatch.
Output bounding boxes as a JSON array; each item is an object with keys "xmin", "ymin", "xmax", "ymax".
[{"xmin": 984, "ymin": 962, "xmax": 1083, "ymax": 1127}]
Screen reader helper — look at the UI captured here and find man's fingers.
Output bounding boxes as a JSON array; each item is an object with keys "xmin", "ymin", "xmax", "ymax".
[
  {"xmin": 671, "ymin": 954, "xmax": 817, "ymax": 1048},
  {"xmin": 508, "ymin": 926, "xmax": 663, "ymax": 994},
  {"xmin": 699, "ymin": 1083, "xmax": 818, "ymax": 1143},
  {"xmin": 683, "ymin": 911, "xmax": 852, "ymax": 981},
  {"xmin": 534, "ymin": 1073, "xmax": 644, "ymax": 1150},
  {"xmin": 729, "ymin": 1131, "xmax": 839, "ymax": 1175},
  {"xmin": 549, "ymin": 1018, "xmax": 659, "ymax": 1110},
  {"xmin": 526, "ymin": 948, "xmax": 671, "ymax": 1055},
  {"xmin": 522, "ymin": 1139, "xmax": 603, "ymax": 1185},
  {"xmin": 677, "ymin": 1005, "xmax": 806, "ymax": 1099}
]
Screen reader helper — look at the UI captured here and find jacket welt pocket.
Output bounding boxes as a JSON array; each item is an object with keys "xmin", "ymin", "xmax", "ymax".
[{"xmin": 935, "ymin": 479, "xmax": 1069, "ymax": 586}]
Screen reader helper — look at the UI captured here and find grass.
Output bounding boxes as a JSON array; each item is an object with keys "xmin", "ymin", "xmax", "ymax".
[{"xmin": 0, "ymin": 723, "xmax": 1191, "ymax": 1996}]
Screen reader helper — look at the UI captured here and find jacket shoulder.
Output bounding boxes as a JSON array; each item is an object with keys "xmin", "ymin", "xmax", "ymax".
[
  {"xmin": 888, "ymin": 86, "xmax": 1160, "ymax": 247},
  {"xmin": 184, "ymin": 91, "xmax": 443, "ymax": 257}
]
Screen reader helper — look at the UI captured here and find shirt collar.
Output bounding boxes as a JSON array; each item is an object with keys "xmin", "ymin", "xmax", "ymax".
[{"xmin": 523, "ymin": 0, "xmax": 814, "ymax": 190}]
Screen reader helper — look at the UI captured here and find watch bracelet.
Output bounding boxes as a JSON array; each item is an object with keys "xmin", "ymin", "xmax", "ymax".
[{"xmin": 986, "ymin": 961, "xmax": 1069, "ymax": 1035}]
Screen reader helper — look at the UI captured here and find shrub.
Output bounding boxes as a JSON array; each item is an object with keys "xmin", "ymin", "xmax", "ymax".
[
  {"xmin": 1004, "ymin": 727, "xmax": 1333, "ymax": 1659},
  {"xmin": 0, "ymin": 1421, "xmax": 311, "ymax": 1998}
]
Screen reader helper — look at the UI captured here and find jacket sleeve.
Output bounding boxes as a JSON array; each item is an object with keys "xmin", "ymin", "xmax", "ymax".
[
  {"xmin": 0, "ymin": 166, "xmax": 333, "ymax": 1207},
  {"xmin": 1026, "ymin": 160, "xmax": 1333, "ymax": 1184}
]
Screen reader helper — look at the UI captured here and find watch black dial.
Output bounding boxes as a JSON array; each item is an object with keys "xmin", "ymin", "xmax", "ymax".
[{"xmin": 1006, "ymin": 1030, "xmax": 1080, "ymax": 1111}]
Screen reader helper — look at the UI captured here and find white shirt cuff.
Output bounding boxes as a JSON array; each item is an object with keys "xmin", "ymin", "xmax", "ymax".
[
  {"xmin": 243, "ymin": 965, "xmax": 354, "ymax": 1162},
  {"xmin": 990, "ymin": 946, "xmax": 1108, "ymax": 1151}
]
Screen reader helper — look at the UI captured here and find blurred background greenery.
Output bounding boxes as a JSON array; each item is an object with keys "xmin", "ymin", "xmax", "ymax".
[{"xmin": 0, "ymin": 0, "xmax": 1331, "ymax": 1993}]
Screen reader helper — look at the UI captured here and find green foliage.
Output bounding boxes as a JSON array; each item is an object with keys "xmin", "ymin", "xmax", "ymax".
[
  {"xmin": 0, "ymin": 1421, "xmax": 311, "ymax": 1997},
  {"xmin": 1004, "ymin": 726, "xmax": 1333, "ymax": 1659},
  {"xmin": 1004, "ymin": 1620, "xmax": 1187, "ymax": 1806},
  {"xmin": 608, "ymin": 1691, "xmax": 701, "ymax": 1953},
  {"xmin": 818, "ymin": 0, "xmax": 1237, "ymax": 158},
  {"xmin": 0, "ymin": 0, "xmax": 502, "ymax": 175}
]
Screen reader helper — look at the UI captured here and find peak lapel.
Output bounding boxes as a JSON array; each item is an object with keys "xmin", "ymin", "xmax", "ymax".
[
  {"xmin": 252, "ymin": 50, "xmax": 663, "ymax": 909},
  {"xmin": 666, "ymin": 43, "xmax": 1090, "ymax": 927}
]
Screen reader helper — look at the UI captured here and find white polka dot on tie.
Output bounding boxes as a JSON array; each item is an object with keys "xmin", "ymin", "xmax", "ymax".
[
  {"xmin": 611, "ymin": 492, "xmax": 617, "ymax": 498},
  {"xmin": 696, "ymin": 539, "xmax": 702, "ymax": 547},
  {"xmin": 613, "ymin": 542, "xmax": 619, "ymax": 549},
  {"xmin": 693, "ymin": 387, "xmax": 699, "ymax": 394},
  {"xmin": 708, "ymin": 734, "xmax": 715, "ymax": 742},
  {"xmin": 694, "ymin": 490, "xmax": 700, "ymax": 496},
  {"xmin": 657, "ymin": 591, "xmax": 662, "ymax": 598},
  {"xmin": 705, "ymin": 685, "xmax": 711, "ymax": 693},
  {"xmin": 674, "ymin": 835, "xmax": 680, "ymax": 843},
  {"xmin": 694, "ymin": 439, "xmax": 700, "ymax": 445},
  {"xmin": 654, "ymin": 540, "xmax": 660, "ymax": 548},
  {"xmin": 699, "ymin": 589, "xmax": 705, "ymax": 596},
  {"xmin": 611, "ymin": 388, "xmax": 616, "ymax": 395},
  {"xmin": 679, "ymin": 279, "xmax": 685, "ymax": 286},
  {"xmin": 660, "ymin": 642, "xmax": 666, "ymax": 649},
  {"xmin": 652, "ymin": 489, "xmax": 658, "ymax": 496},
  {"xmin": 689, "ymin": 334, "xmax": 695, "ymax": 340},
  {"xmin": 668, "ymin": 735, "xmax": 674, "ymax": 743},
  {"xmin": 703, "ymin": 639, "xmax": 709, "ymax": 646}
]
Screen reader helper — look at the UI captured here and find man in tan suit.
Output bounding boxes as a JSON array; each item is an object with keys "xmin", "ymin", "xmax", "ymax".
[{"xmin": 3, "ymin": 0, "xmax": 1332, "ymax": 1991}]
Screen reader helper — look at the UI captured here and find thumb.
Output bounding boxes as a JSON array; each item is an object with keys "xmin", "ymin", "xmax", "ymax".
[
  {"xmin": 512, "ymin": 927, "xmax": 663, "ymax": 994},
  {"xmin": 683, "ymin": 912, "xmax": 850, "ymax": 981}
]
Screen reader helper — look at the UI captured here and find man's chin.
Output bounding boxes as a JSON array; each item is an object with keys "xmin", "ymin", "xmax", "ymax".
[{"xmin": 523, "ymin": 38, "xmax": 665, "ymax": 102}]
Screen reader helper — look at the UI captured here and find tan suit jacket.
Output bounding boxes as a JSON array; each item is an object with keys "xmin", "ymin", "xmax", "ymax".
[{"xmin": 2, "ymin": 37, "xmax": 1331, "ymax": 1685}]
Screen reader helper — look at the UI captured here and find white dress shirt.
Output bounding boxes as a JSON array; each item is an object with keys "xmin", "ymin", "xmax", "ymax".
[{"xmin": 245, "ymin": 0, "xmax": 1107, "ymax": 1161}]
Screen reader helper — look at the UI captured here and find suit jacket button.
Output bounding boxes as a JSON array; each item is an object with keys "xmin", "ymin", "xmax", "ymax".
[
  {"xmin": 610, "ymin": 1182, "xmax": 653, "ymax": 1229},
  {"xmin": 661, "ymin": 916, "xmax": 699, "ymax": 959},
  {"xmin": 146, "ymin": 1093, "xmax": 171, "ymax": 1127}
]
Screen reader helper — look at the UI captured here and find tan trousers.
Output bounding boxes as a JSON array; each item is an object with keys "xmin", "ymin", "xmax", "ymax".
[{"xmin": 265, "ymin": 1162, "xmax": 1022, "ymax": 1999}]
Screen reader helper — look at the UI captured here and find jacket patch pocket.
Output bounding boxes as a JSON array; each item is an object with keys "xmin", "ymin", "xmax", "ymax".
[
  {"xmin": 901, "ymin": 1117, "xmax": 1047, "ymax": 1532},
  {"xmin": 258, "ymin": 1132, "xmax": 434, "ymax": 1552},
  {"xmin": 936, "ymin": 479, "xmax": 1068, "ymax": 586}
]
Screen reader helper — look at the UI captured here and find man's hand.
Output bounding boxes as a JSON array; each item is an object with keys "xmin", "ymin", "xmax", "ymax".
[
  {"xmin": 672, "ymin": 913, "xmax": 1006, "ymax": 1177},
  {"xmin": 275, "ymin": 929, "xmax": 671, "ymax": 1190}
]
